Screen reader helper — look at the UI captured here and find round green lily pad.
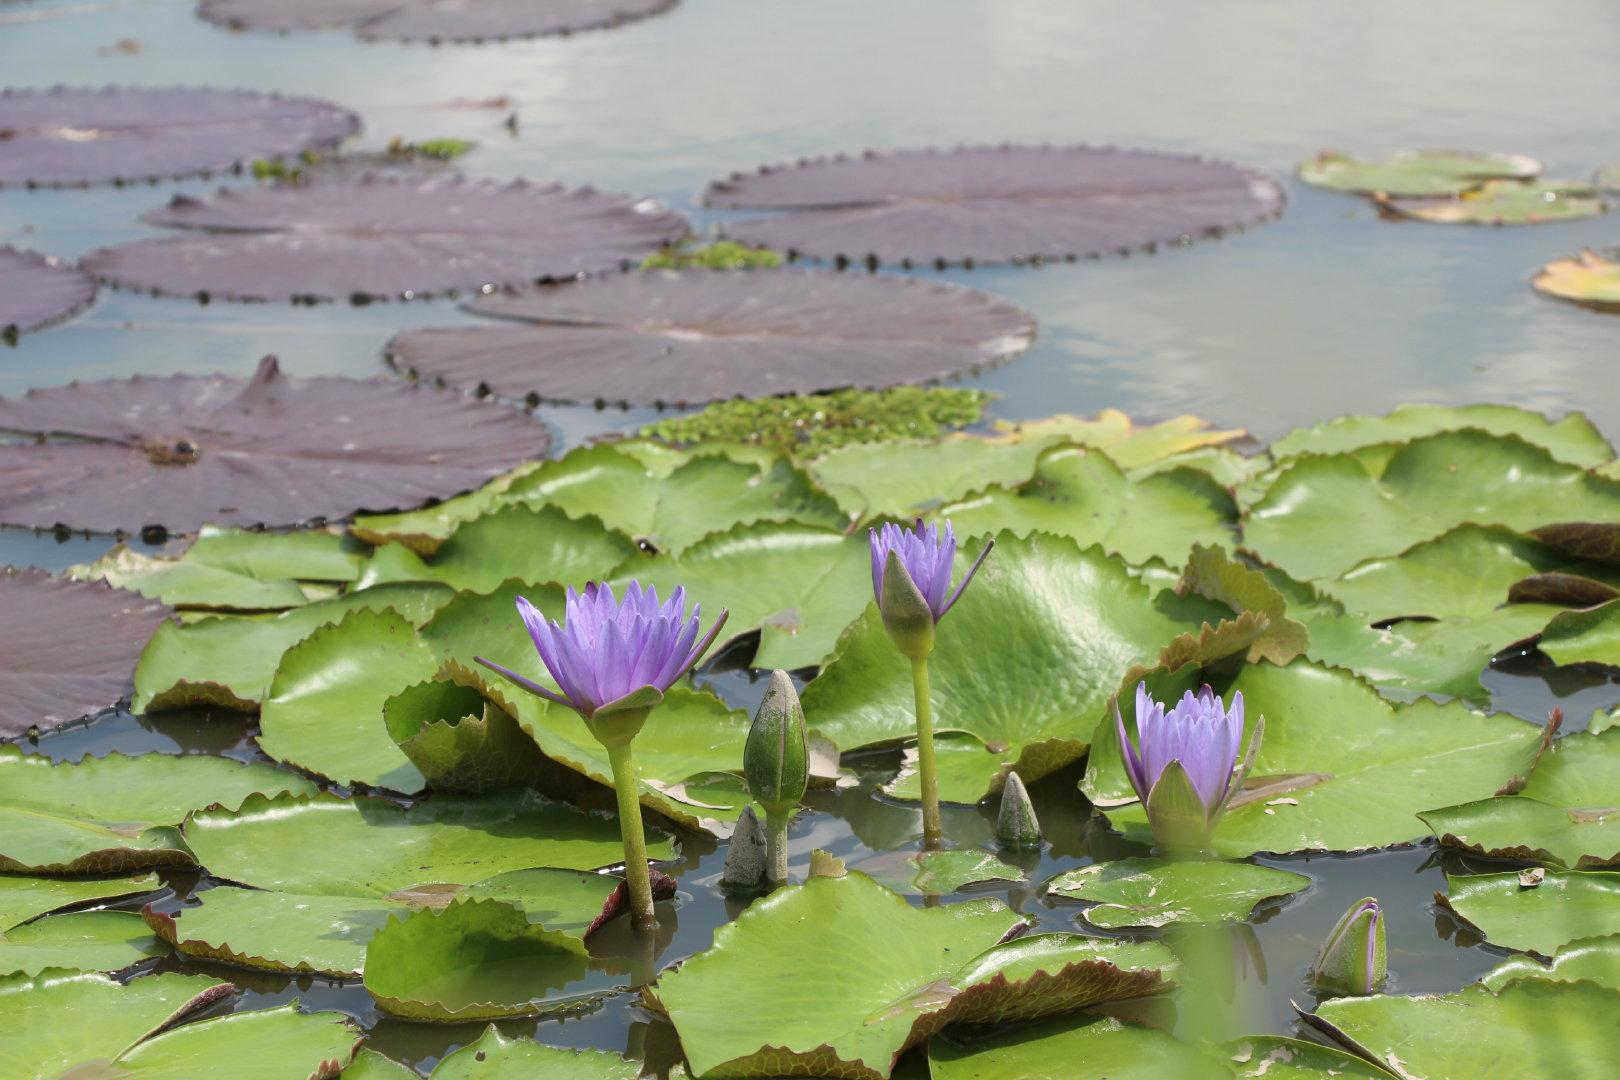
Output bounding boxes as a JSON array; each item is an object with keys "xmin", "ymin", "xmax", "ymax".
[
  {"xmin": 1298, "ymin": 149, "xmax": 1540, "ymax": 196},
  {"xmin": 1381, "ymin": 179, "xmax": 1607, "ymax": 225},
  {"xmin": 1045, "ymin": 858, "xmax": 1310, "ymax": 928}
]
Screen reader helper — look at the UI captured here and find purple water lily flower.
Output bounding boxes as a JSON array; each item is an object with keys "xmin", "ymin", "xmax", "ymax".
[
  {"xmin": 869, "ymin": 519, "xmax": 990, "ymax": 623},
  {"xmin": 476, "ymin": 581, "xmax": 728, "ymax": 720}
]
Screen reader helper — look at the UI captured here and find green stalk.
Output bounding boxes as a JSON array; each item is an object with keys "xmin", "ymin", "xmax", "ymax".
[
  {"xmin": 764, "ymin": 807, "xmax": 791, "ymax": 885},
  {"xmin": 605, "ymin": 740, "xmax": 657, "ymax": 932},
  {"xmin": 911, "ymin": 656, "xmax": 943, "ymax": 849}
]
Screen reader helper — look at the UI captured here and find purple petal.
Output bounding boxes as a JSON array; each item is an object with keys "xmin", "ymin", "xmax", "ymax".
[{"xmin": 1115, "ymin": 695, "xmax": 1148, "ymax": 804}]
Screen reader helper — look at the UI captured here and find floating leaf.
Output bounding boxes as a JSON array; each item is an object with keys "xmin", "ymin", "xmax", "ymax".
[
  {"xmin": 1308, "ymin": 978, "xmax": 1620, "ymax": 1080},
  {"xmin": 1045, "ymin": 858, "xmax": 1310, "ymax": 929},
  {"xmin": 1533, "ymin": 249, "xmax": 1620, "ymax": 310},
  {"xmin": 144, "ymin": 887, "xmax": 406, "ymax": 977},
  {"xmin": 429, "ymin": 1026, "xmax": 640, "ymax": 1079},
  {"xmin": 929, "ymin": 1015, "xmax": 1228, "ymax": 1080},
  {"xmin": 1087, "ymin": 660, "xmax": 1543, "ymax": 856},
  {"xmin": 0, "ymin": 910, "xmax": 163, "ymax": 976},
  {"xmin": 995, "ymin": 411, "xmax": 1246, "ymax": 472},
  {"xmin": 706, "ymin": 145, "xmax": 1285, "ymax": 267},
  {"xmin": 1539, "ymin": 599, "xmax": 1620, "ymax": 668},
  {"xmin": 1481, "ymin": 935, "xmax": 1620, "ymax": 992},
  {"xmin": 0, "ymin": 246, "xmax": 96, "ymax": 338},
  {"xmin": 462, "ymin": 867, "xmax": 673, "ymax": 940},
  {"xmin": 1268, "ymin": 403, "xmax": 1612, "ymax": 469},
  {"xmin": 0, "ymin": 873, "xmax": 160, "ymax": 932},
  {"xmin": 1420, "ymin": 797, "xmax": 1620, "ymax": 869},
  {"xmin": 387, "ymin": 269, "xmax": 1034, "ymax": 406},
  {"xmin": 808, "ymin": 434, "xmax": 1054, "ymax": 520},
  {"xmin": 859, "ymin": 849, "xmax": 1025, "ymax": 895},
  {"xmin": 0, "ymin": 567, "xmax": 171, "ymax": 740},
  {"xmin": 83, "ymin": 178, "xmax": 686, "ymax": 302},
  {"xmin": 349, "ymin": 462, "xmax": 544, "ymax": 556},
  {"xmin": 803, "ymin": 533, "xmax": 1221, "ymax": 803},
  {"xmin": 1176, "ymin": 545, "xmax": 1310, "ymax": 665},
  {"xmin": 1435, "ymin": 871, "xmax": 1620, "ymax": 954},
  {"xmin": 1222, "ymin": 1035, "xmax": 1396, "ymax": 1079},
  {"xmin": 0, "ymin": 356, "xmax": 554, "ymax": 534},
  {"xmin": 384, "ymin": 675, "xmax": 549, "ymax": 794},
  {"xmin": 0, "ymin": 86, "xmax": 357, "ymax": 187},
  {"xmin": 93, "ymin": 1003, "xmax": 360, "ymax": 1078},
  {"xmin": 198, "ymin": 0, "xmax": 677, "ymax": 42},
  {"xmin": 182, "ymin": 789, "xmax": 670, "ymax": 898},
  {"xmin": 1297, "ymin": 149, "xmax": 1541, "ymax": 197},
  {"xmin": 1382, "ymin": 179, "xmax": 1607, "ymax": 225},
  {"xmin": 363, "ymin": 898, "xmax": 592, "ymax": 1022}
]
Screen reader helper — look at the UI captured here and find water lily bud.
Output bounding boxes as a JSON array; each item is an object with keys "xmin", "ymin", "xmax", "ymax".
[
  {"xmin": 721, "ymin": 806, "xmax": 768, "ymax": 893},
  {"xmin": 996, "ymin": 771, "xmax": 1042, "ymax": 849},
  {"xmin": 1311, "ymin": 897, "xmax": 1386, "ymax": 996},
  {"xmin": 744, "ymin": 670, "xmax": 809, "ymax": 815},
  {"xmin": 879, "ymin": 549, "xmax": 936, "ymax": 659}
]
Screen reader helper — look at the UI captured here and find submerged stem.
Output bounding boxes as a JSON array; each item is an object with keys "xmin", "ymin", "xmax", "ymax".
[
  {"xmin": 605, "ymin": 740, "xmax": 657, "ymax": 932},
  {"xmin": 764, "ymin": 806, "xmax": 791, "ymax": 886},
  {"xmin": 911, "ymin": 655, "xmax": 943, "ymax": 849}
]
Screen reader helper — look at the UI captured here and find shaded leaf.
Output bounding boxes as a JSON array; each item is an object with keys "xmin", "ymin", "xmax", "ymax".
[
  {"xmin": 385, "ymin": 674, "xmax": 550, "ymax": 794},
  {"xmin": 0, "ymin": 873, "xmax": 160, "ymax": 932},
  {"xmin": 0, "ymin": 910, "xmax": 163, "ymax": 976}
]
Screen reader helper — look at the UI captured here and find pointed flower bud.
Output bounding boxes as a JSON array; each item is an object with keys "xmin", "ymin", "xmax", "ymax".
[
  {"xmin": 744, "ymin": 670, "xmax": 809, "ymax": 816},
  {"xmin": 1311, "ymin": 897, "xmax": 1386, "ymax": 996},
  {"xmin": 996, "ymin": 771, "xmax": 1042, "ymax": 849},
  {"xmin": 1116, "ymin": 682, "xmax": 1260, "ymax": 855},
  {"xmin": 869, "ymin": 519, "xmax": 993, "ymax": 659}
]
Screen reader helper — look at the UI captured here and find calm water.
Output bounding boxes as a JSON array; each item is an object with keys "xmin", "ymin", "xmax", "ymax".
[{"xmin": 5, "ymin": 0, "xmax": 1620, "ymax": 1072}]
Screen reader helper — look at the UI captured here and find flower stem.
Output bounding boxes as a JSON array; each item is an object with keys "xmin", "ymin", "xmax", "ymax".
[
  {"xmin": 764, "ymin": 807, "xmax": 791, "ymax": 886},
  {"xmin": 605, "ymin": 740, "xmax": 657, "ymax": 932},
  {"xmin": 911, "ymin": 655, "xmax": 943, "ymax": 849}
]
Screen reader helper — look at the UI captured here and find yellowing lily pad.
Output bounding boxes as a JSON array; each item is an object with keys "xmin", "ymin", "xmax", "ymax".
[{"xmin": 1534, "ymin": 249, "xmax": 1620, "ymax": 310}]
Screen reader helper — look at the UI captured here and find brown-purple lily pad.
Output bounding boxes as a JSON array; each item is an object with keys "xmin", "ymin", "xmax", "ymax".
[
  {"xmin": 0, "ymin": 567, "xmax": 171, "ymax": 740},
  {"xmin": 385, "ymin": 268, "xmax": 1036, "ymax": 406},
  {"xmin": 0, "ymin": 355, "xmax": 552, "ymax": 535},
  {"xmin": 79, "ymin": 176, "xmax": 688, "ymax": 303},
  {"xmin": 1531, "ymin": 523, "xmax": 1620, "ymax": 565},
  {"xmin": 704, "ymin": 145, "xmax": 1286, "ymax": 268},
  {"xmin": 198, "ymin": 0, "xmax": 676, "ymax": 43},
  {"xmin": 0, "ymin": 248, "xmax": 97, "ymax": 340},
  {"xmin": 0, "ymin": 86, "xmax": 358, "ymax": 188}
]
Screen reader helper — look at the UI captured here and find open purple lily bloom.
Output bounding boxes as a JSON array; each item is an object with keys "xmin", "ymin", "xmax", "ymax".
[{"xmin": 1116, "ymin": 682, "xmax": 1260, "ymax": 854}]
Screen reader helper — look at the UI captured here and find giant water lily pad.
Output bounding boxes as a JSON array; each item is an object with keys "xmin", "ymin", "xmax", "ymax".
[
  {"xmin": 1482, "ymin": 936, "xmax": 1620, "ymax": 992},
  {"xmin": 364, "ymin": 898, "xmax": 592, "ymax": 1021},
  {"xmin": 0, "ymin": 247, "xmax": 96, "ymax": 338},
  {"xmin": 1086, "ymin": 660, "xmax": 1544, "ymax": 856},
  {"xmin": 706, "ymin": 145, "xmax": 1285, "ymax": 267},
  {"xmin": 1382, "ymin": 180, "xmax": 1607, "ymax": 225},
  {"xmin": 0, "ymin": 567, "xmax": 170, "ymax": 740},
  {"xmin": 1045, "ymin": 858, "xmax": 1310, "ymax": 929},
  {"xmin": 650, "ymin": 873, "xmax": 1173, "ymax": 1080},
  {"xmin": 198, "ymin": 0, "xmax": 676, "ymax": 43},
  {"xmin": 802, "ymin": 533, "xmax": 1222, "ymax": 803},
  {"xmin": 929, "ymin": 1015, "xmax": 1229, "ymax": 1080},
  {"xmin": 145, "ymin": 887, "xmax": 406, "ymax": 977},
  {"xmin": 0, "ymin": 910, "xmax": 163, "ymax": 976},
  {"xmin": 0, "ymin": 356, "xmax": 554, "ymax": 534},
  {"xmin": 1441, "ymin": 872, "xmax": 1620, "ymax": 956},
  {"xmin": 0, "ymin": 873, "xmax": 160, "ymax": 931},
  {"xmin": 1267, "ymin": 404, "xmax": 1613, "ymax": 469},
  {"xmin": 82, "ymin": 177, "xmax": 686, "ymax": 302},
  {"xmin": 1309, "ymin": 978, "xmax": 1620, "ymax": 1080},
  {"xmin": 1243, "ymin": 430, "xmax": 1620, "ymax": 580},
  {"xmin": 0, "ymin": 746, "xmax": 314, "ymax": 874},
  {"xmin": 1534, "ymin": 249, "xmax": 1620, "ymax": 310},
  {"xmin": 182, "ymin": 789, "xmax": 671, "ymax": 897},
  {"xmin": 1297, "ymin": 149, "xmax": 1541, "ymax": 197},
  {"xmin": 389, "ymin": 269, "xmax": 1034, "ymax": 406},
  {"xmin": 0, "ymin": 85, "xmax": 357, "ymax": 187}
]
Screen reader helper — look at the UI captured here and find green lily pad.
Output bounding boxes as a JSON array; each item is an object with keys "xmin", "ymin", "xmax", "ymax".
[
  {"xmin": 461, "ymin": 867, "xmax": 669, "ymax": 940},
  {"xmin": 93, "ymin": 1003, "xmax": 361, "ymax": 1079},
  {"xmin": 0, "ymin": 970, "xmax": 231, "ymax": 1076},
  {"xmin": 503, "ymin": 444, "xmax": 841, "ymax": 554},
  {"xmin": 363, "ymin": 898, "xmax": 592, "ymax": 1022},
  {"xmin": 143, "ymin": 888, "xmax": 407, "ymax": 977},
  {"xmin": 355, "ymin": 504, "xmax": 634, "ymax": 594},
  {"xmin": 132, "ymin": 582, "xmax": 453, "ymax": 712},
  {"xmin": 609, "ymin": 522, "xmax": 871, "ymax": 671},
  {"xmin": 1244, "ymin": 430, "xmax": 1620, "ymax": 580},
  {"xmin": 1177, "ymin": 545, "xmax": 1310, "ymax": 665},
  {"xmin": 1481, "ymin": 935, "xmax": 1620, "ymax": 992},
  {"xmin": 384, "ymin": 675, "xmax": 549, "ymax": 794},
  {"xmin": 929, "ymin": 1015, "xmax": 1228, "ymax": 1080},
  {"xmin": 1309, "ymin": 978, "xmax": 1620, "ymax": 1080},
  {"xmin": 941, "ymin": 445, "xmax": 1238, "ymax": 568},
  {"xmin": 1539, "ymin": 599, "xmax": 1620, "ymax": 667},
  {"xmin": 349, "ymin": 462, "xmax": 545, "ymax": 557},
  {"xmin": 0, "ymin": 873, "xmax": 160, "ymax": 932},
  {"xmin": 1436, "ymin": 871, "xmax": 1620, "ymax": 954},
  {"xmin": 804, "ymin": 532, "xmax": 1221, "ymax": 803},
  {"xmin": 1522, "ymin": 728, "xmax": 1620, "ymax": 806},
  {"xmin": 430, "ymin": 1026, "xmax": 640, "ymax": 1079},
  {"xmin": 1045, "ymin": 858, "xmax": 1311, "ymax": 929},
  {"xmin": 1383, "ymin": 179, "xmax": 1608, "ymax": 224},
  {"xmin": 1298, "ymin": 149, "xmax": 1541, "ymax": 197},
  {"xmin": 993, "ymin": 410, "xmax": 1246, "ymax": 471},
  {"xmin": 69, "ymin": 545, "xmax": 312, "ymax": 612},
  {"xmin": 0, "ymin": 747, "xmax": 313, "ymax": 874},
  {"xmin": 0, "ymin": 910, "xmax": 163, "ymax": 975},
  {"xmin": 1087, "ymin": 659, "xmax": 1544, "ymax": 856},
  {"xmin": 808, "ymin": 433, "xmax": 1056, "ymax": 520},
  {"xmin": 1223, "ymin": 1035, "xmax": 1397, "ymax": 1079},
  {"xmin": 1421, "ymin": 796, "xmax": 1620, "ymax": 869},
  {"xmin": 1534, "ymin": 249, "xmax": 1620, "ymax": 310},
  {"xmin": 651, "ymin": 873, "xmax": 1172, "ymax": 1080},
  {"xmin": 344, "ymin": 1050, "xmax": 422, "ymax": 1080},
  {"xmin": 182, "ymin": 790, "xmax": 671, "ymax": 899},
  {"xmin": 858, "ymin": 848, "xmax": 1025, "ymax": 895}
]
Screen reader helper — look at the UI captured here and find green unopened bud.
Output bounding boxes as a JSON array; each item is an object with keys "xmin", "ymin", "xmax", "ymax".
[
  {"xmin": 996, "ymin": 772, "xmax": 1042, "ymax": 849},
  {"xmin": 1143, "ymin": 760, "xmax": 1213, "ymax": 857},
  {"xmin": 1311, "ymin": 897, "xmax": 1386, "ymax": 996},
  {"xmin": 880, "ymin": 549, "xmax": 936, "ymax": 659},
  {"xmin": 744, "ymin": 670, "xmax": 809, "ymax": 815}
]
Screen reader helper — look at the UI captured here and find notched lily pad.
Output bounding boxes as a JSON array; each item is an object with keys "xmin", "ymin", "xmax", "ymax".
[
  {"xmin": 1380, "ymin": 179, "xmax": 1608, "ymax": 225},
  {"xmin": 387, "ymin": 268, "xmax": 1034, "ymax": 406},
  {"xmin": 859, "ymin": 848, "xmax": 1025, "ymax": 895},
  {"xmin": 384, "ymin": 672, "xmax": 550, "ymax": 793},
  {"xmin": 0, "ymin": 909, "xmax": 164, "ymax": 976},
  {"xmin": 1044, "ymin": 857, "xmax": 1310, "ymax": 929},
  {"xmin": 82, "ymin": 176, "xmax": 687, "ymax": 302},
  {"xmin": 0, "ymin": 567, "xmax": 171, "ymax": 740},
  {"xmin": 0, "ymin": 85, "xmax": 357, "ymax": 187},
  {"xmin": 0, "ymin": 355, "xmax": 553, "ymax": 534},
  {"xmin": 1435, "ymin": 871, "xmax": 1620, "ymax": 955},
  {"xmin": 198, "ymin": 0, "xmax": 677, "ymax": 43},
  {"xmin": 706, "ymin": 145, "xmax": 1285, "ymax": 267},
  {"xmin": 1534, "ymin": 249, "xmax": 1620, "ymax": 311},
  {"xmin": 0, "ymin": 873, "xmax": 161, "ymax": 931},
  {"xmin": 0, "ymin": 247, "xmax": 97, "ymax": 339},
  {"xmin": 144, "ymin": 887, "xmax": 406, "ymax": 977},
  {"xmin": 1481, "ymin": 935, "xmax": 1620, "ymax": 991},
  {"xmin": 1298, "ymin": 149, "xmax": 1541, "ymax": 196}
]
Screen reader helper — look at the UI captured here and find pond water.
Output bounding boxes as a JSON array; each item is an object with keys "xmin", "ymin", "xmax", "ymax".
[{"xmin": 5, "ymin": 0, "xmax": 1620, "ymax": 1074}]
